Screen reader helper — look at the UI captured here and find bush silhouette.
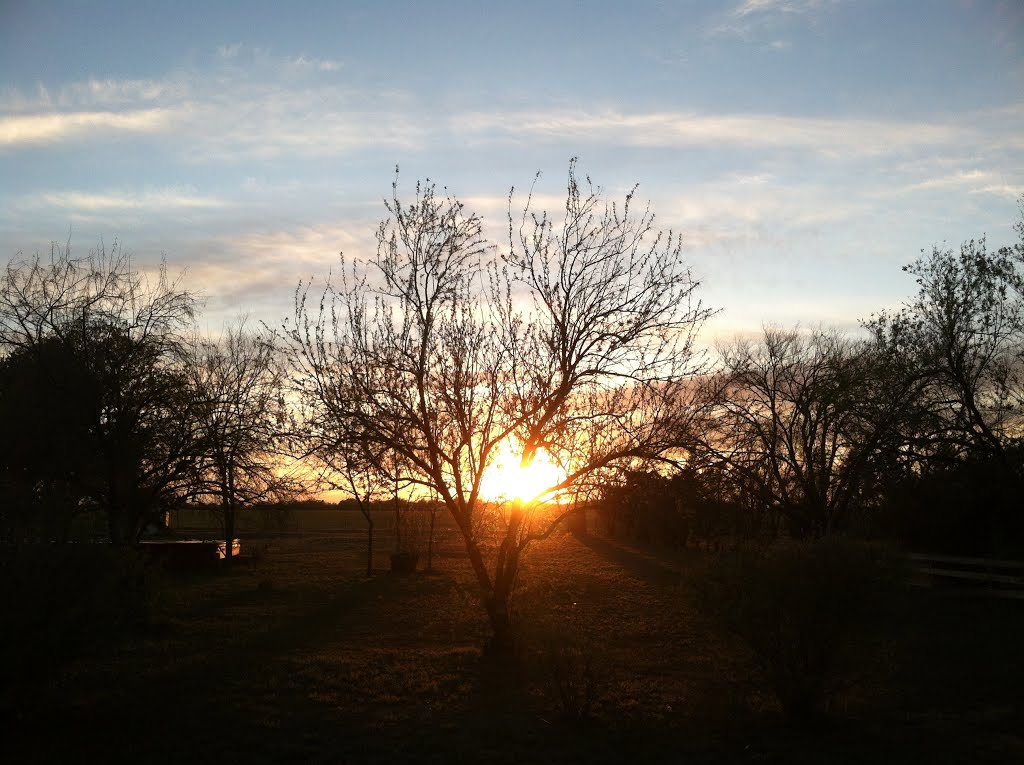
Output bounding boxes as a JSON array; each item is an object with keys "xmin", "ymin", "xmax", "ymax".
[{"xmin": 694, "ymin": 537, "xmax": 901, "ymax": 724}]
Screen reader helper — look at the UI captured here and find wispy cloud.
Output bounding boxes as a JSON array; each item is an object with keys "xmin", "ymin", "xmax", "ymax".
[
  {"xmin": 0, "ymin": 47, "xmax": 411, "ymax": 156},
  {"xmin": 910, "ymin": 169, "xmax": 1023, "ymax": 197},
  {"xmin": 0, "ymin": 108, "xmax": 172, "ymax": 148},
  {"xmin": 456, "ymin": 108, "xmax": 977, "ymax": 157},
  {"xmin": 733, "ymin": 0, "xmax": 835, "ymax": 17},
  {"xmin": 712, "ymin": 0, "xmax": 841, "ymax": 38},
  {"xmin": 24, "ymin": 189, "xmax": 228, "ymax": 211},
  {"xmin": 182, "ymin": 223, "xmax": 375, "ymax": 317},
  {"xmin": 866, "ymin": 167, "xmax": 1024, "ymax": 201},
  {"xmin": 13, "ymin": 44, "xmax": 1004, "ymax": 166},
  {"xmin": 287, "ymin": 55, "xmax": 343, "ymax": 72},
  {"xmin": 0, "ymin": 76, "xmax": 191, "ymax": 114}
]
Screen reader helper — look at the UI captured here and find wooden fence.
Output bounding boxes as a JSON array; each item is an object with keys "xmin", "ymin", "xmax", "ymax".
[{"xmin": 905, "ymin": 552, "xmax": 1024, "ymax": 599}]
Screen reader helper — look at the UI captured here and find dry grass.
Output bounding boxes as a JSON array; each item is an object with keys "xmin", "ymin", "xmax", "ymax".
[{"xmin": 4, "ymin": 524, "xmax": 1023, "ymax": 764}]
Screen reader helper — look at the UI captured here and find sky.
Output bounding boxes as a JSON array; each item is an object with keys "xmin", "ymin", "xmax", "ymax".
[{"xmin": 2, "ymin": 0, "xmax": 1022, "ymax": 341}]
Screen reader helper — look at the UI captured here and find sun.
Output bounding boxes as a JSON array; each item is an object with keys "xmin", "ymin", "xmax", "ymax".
[{"xmin": 480, "ymin": 441, "xmax": 566, "ymax": 504}]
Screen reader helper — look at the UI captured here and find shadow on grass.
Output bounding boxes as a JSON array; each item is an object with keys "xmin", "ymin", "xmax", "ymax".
[
  {"xmin": 6, "ymin": 535, "xmax": 1024, "ymax": 765},
  {"xmin": 573, "ymin": 532, "xmax": 688, "ymax": 588}
]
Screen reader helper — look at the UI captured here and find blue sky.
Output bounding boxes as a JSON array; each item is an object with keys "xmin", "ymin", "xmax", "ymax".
[{"xmin": 2, "ymin": 0, "xmax": 1022, "ymax": 339}]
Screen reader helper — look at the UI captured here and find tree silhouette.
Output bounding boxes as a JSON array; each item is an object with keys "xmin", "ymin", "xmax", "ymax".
[
  {"xmin": 187, "ymin": 322, "xmax": 300, "ymax": 557},
  {"xmin": 863, "ymin": 205, "xmax": 1024, "ymax": 550},
  {"xmin": 285, "ymin": 162, "xmax": 712, "ymax": 650},
  {"xmin": 0, "ymin": 242, "xmax": 200, "ymax": 543},
  {"xmin": 0, "ymin": 335, "xmax": 97, "ymax": 542},
  {"xmin": 865, "ymin": 232, "xmax": 1024, "ymax": 477},
  {"xmin": 696, "ymin": 327, "xmax": 897, "ymax": 538}
]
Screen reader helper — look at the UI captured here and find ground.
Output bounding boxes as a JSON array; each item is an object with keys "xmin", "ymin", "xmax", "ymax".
[{"xmin": 4, "ymin": 512, "xmax": 1023, "ymax": 763}]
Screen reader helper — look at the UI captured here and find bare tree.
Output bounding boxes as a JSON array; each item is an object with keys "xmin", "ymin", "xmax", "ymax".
[
  {"xmin": 0, "ymin": 241, "xmax": 201, "ymax": 544},
  {"xmin": 187, "ymin": 322, "xmax": 300, "ymax": 557},
  {"xmin": 342, "ymin": 447, "xmax": 390, "ymax": 576},
  {"xmin": 283, "ymin": 162, "xmax": 712, "ymax": 650},
  {"xmin": 0, "ymin": 240, "xmax": 195, "ymax": 355},
  {"xmin": 696, "ymin": 327, "xmax": 899, "ymax": 538}
]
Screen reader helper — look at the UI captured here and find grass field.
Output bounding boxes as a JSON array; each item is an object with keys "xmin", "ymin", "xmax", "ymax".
[{"xmin": 5, "ymin": 520, "xmax": 1023, "ymax": 764}]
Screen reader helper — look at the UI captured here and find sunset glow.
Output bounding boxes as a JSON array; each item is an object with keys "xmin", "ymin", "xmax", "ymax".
[{"xmin": 479, "ymin": 442, "xmax": 566, "ymax": 504}]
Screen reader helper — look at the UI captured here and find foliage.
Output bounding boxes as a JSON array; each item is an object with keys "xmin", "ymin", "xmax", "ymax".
[
  {"xmin": 865, "ymin": 231, "xmax": 1024, "ymax": 475},
  {"xmin": 862, "ymin": 211, "xmax": 1024, "ymax": 551},
  {"xmin": 879, "ymin": 447, "xmax": 1024, "ymax": 555},
  {"xmin": 693, "ymin": 537, "xmax": 903, "ymax": 724},
  {"xmin": 0, "ymin": 241, "xmax": 201, "ymax": 543},
  {"xmin": 593, "ymin": 467, "xmax": 747, "ymax": 547},
  {"xmin": 0, "ymin": 336, "xmax": 98, "ymax": 541}
]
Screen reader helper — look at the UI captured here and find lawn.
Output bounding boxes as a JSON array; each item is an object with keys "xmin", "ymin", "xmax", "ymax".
[{"xmin": 5, "ymin": 522, "xmax": 1023, "ymax": 764}]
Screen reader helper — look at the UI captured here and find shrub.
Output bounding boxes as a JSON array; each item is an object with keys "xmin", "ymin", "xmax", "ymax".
[
  {"xmin": 0, "ymin": 544, "xmax": 157, "ymax": 688},
  {"xmin": 535, "ymin": 626, "xmax": 601, "ymax": 721},
  {"xmin": 693, "ymin": 537, "xmax": 902, "ymax": 724},
  {"xmin": 515, "ymin": 589, "xmax": 604, "ymax": 722}
]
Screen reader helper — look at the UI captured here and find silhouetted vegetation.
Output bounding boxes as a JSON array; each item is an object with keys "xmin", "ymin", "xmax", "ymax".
[
  {"xmin": 0, "ymin": 244, "xmax": 202, "ymax": 544},
  {"xmin": 187, "ymin": 321, "xmax": 301, "ymax": 557},
  {"xmin": 282, "ymin": 161, "xmax": 713, "ymax": 650},
  {"xmin": 3, "ymin": 177, "xmax": 1023, "ymax": 761},
  {"xmin": 592, "ymin": 206, "xmax": 1024, "ymax": 555},
  {"xmin": 693, "ymin": 538, "xmax": 904, "ymax": 724}
]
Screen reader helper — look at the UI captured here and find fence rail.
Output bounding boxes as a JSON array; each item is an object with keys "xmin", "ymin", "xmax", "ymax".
[{"xmin": 904, "ymin": 552, "xmax": 1024, "ymax": 599}]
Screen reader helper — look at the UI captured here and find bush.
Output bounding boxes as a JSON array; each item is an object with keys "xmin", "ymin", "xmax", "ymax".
[
  {"xmin": 0, "ymin": 544, "xmax": 157, "ymax": 688},
  {"xmin": 515, "ymin": 587, "xmax": 604, "ymax": 722},
  {"xmin": 693, "ymin": 537, "xmax": 902, "ymax": 724},
  {"xmin": 535, "ymin": 625, "xmax": 602, "ymax": 722}
]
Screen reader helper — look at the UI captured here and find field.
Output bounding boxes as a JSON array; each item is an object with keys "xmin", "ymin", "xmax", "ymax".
[{"xmin": 5, "ymin": 512, "xmax": 1023, "ymax": 764}]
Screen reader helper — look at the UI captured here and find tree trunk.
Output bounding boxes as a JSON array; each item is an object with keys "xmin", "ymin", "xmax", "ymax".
[
  {"xmin": 222, "ymin": 466, "xmax": 235, "ymax": 559},
  {"xmin": 226, "ymin": 462, "xmax": 235, "ymax": 561},
  {"xmin": 450, "ymin": 507, "xmax": 519, "ymax": 655},
  {"xmin": 426, "ymin": 508, "xmax": 436, "ymax": 571},
  {"xmin": 393, "ymin": 484, "xmax": 402, "ymax": 553},
  {"xmin": 485, "ymin": 592, "xmax": 515, "ymax": 657},
  {"xmin": 224, "ymin": 502, "xmax": 235, "ymax": 559},
  {"xmin": 366, "ymin": 517, "xmax": 374, "ymax": 576}
]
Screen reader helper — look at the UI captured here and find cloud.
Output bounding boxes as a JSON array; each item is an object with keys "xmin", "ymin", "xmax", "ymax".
[
  {"xmin": 25, "ymin": 189, "xmax": 228, "ymax": 212},
  {"xmin": 712, "ymin": 0, "xmax": 842, "ymax": 38},
  {"xmin": 667, "ymin": 178, "xmax": 870, "ymax": 241},
  {"xmin": 179, "ymin": 223, "xmax": 376, "ymax": 323},
  {"xmin": 13, "ymin": 45, "xmax": 1006, "ymax": 167},
  {"xmin": 870, "ymin": 168, "xmax": 1024, "ymax": 200},
  {"xmin": 0, "ymin": 108, "xmax": 172, "ymax": 148},
  {"xmin": 186, "ymin": 100, "xmax": 423, "ymax": 161},
  {"xmin": 733, "ymin": 0, "xmax": 834, "ymax": 17},
  {"xmin": 0, "ymin": 48, "xmax": 411, "ymax": 156},
  {"xmin": 912, "ymin": 169, "xmax": 1009, "ymax": 193},
  {"xmin": 287, "ymin": 55, "xmax": 343, "ymax": 72},
  {"xmin": 462, "ymin": 192, "xmax": 567, "ymax": 218},
  {"xmin": 1, "ymin": 77, "xmax": 190, "ymax": 113},
  {"xmin": 455, "ymin": 109, "xmax": 975, "ymax": 157}
]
